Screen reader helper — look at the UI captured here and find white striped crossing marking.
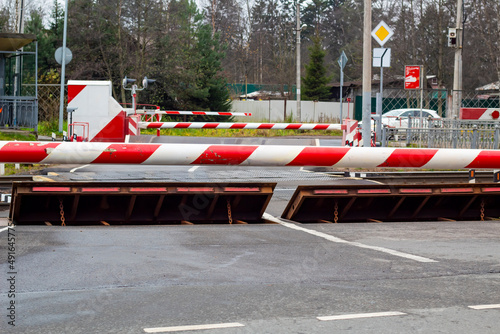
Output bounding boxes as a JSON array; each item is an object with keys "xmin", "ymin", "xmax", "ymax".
[
  {"xmin": 468, "ymin": 304, "xmax": 500, "ymax": 310},
  {"xmin": 144, "ymin": 322, "xmax": 245, "ymax": 333},
  {"xmin": 317, "ymin": 311, "xmax": 407, "ymax": 321},
  {"xmin": 0, "ymin": 226, "xmax": 11, "ymax": 233},
  {"xmin": 263, "ymin": 213, "xmax": 438, "ymax": 263}
]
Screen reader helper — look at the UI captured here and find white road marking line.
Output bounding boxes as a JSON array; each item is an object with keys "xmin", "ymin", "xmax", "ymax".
[
  {"xmin": 188, "ymin": 166, "xmax": 200, "ymax": 172},
  {"xmin": 0, "ymin": 226, "xmax": 14, "ymax": 233},
  {"xmin": 317, "ymin": 311, "xmax": 407, "ymax": 321},
  {"xmin": 143, "ymin": 322, "xmax": 244, "ymax": 333},
  {"xmin": 468, "ymin": 304, "xmax": 500, "ymax": 310},
  {"xmin": 70, "ymin": 164, "xmax": 90, "ymax": 173},
  {"xmin": 263, "ymin": 213, "xmax": 438, "ymax": 263}
]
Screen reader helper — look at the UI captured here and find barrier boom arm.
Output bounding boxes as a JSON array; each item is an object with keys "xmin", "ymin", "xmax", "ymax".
[
  {"xmin": 1, "ymin": 141, "xmax": 500, "ymax": 169},
  {"xmin": 140, "ymin": 111, "xmax": 252, "ymax": 116},
  {"xmin": 139, "ymin": 122, "xmax": 342, "ymax": 130}
]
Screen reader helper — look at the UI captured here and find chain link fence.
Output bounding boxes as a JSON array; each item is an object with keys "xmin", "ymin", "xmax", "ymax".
[
  {"xmin": 357, "ymin": 88, "xmax": 499, "ymax": 120},
  {"xmin": 460, "ymin": 89, "xmax": 500, "ymax": 109},
  {"xmin": 355, "ymin": 89, "xmax": 449, "ymax": 119},
  {"xmin": 382, "ymin": 88, "xmax": 448, "ymax": 117},
  {"xmin": 38, "ymin": 84, "xmax": 67, "ymax": 123}
]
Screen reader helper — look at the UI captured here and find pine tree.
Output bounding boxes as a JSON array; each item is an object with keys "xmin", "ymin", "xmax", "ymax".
[
  {"xmin": 195, "ymin": 23, "xmax": 231, "ymax": 112},
  {"xmin": 301, "ymin": 35, "xmax": 332, "ymax": 101}
]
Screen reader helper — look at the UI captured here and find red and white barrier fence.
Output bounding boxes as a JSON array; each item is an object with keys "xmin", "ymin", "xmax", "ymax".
[
  {"xmin": 1, "ymin": 141, "xmax": 500, "ymax": 168},
  {"xmin": 341, "ymin": 119, "xmax": 362, "ymax": 146},
  {"xmin": 127, "ymin": 115, "xmax": 140, "ymax": 136},
  {"xmin": 139, "ymin": 122, "xmax": 342, "ymax": 131},
  {"xmin": 139, "ymin": 111, "xmax": 252, "ymax": 117}
]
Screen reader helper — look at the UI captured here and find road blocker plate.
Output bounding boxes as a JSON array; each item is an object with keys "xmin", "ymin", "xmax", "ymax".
[
  {"xmin": 10, "ymin": 181, "xmax": 275, "ymax": 225},
  {"xmin": 282, "ymin": 183, "xmax": 500, "ymax": 223}
]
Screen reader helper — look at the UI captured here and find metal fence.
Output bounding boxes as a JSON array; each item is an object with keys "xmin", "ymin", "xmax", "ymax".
[
  {"xmin": 0, "ymin": 96, "xmax": 38, "ymax": 129},
  {"xmin": 355, "ymin": 89, "xmax": 449, "ymax": 119},
  {"xmin": 37, "ymin": 84, "xmax": 66, "ymax": 123},
  {"xmin": 355, "ymin": 88, "xmax": 499, "ymax": 120},
  {"xmin": 383, "ymin": 88, "xmax": 449, "ymax": 116},
  {"xmin": 460, "ymin": 89, "xmax": 500, "ymax": 109},
  {"xmin": 383, "ymin": 119, "xmax": 500, "ymax": 149}
]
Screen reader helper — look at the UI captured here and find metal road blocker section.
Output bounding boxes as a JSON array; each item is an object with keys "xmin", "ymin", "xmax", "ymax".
[
  {"xmin": 282, "ymin": 183, "xmax": 500, "ymax": 223},
  {"xmin": 10, "ymin": 182, "xmax": 275, "ymax": 225}
]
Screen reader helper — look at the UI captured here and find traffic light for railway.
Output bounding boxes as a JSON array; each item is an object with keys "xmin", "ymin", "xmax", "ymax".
[
  {"xmin": 142, "ymin": 77, "xmax": 156, "ymax": 89},
  {"xmin": 122, "ymin": 76, "xmax": 136, "ymax": 88}
]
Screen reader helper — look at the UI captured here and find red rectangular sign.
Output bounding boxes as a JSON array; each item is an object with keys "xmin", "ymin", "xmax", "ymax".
[{"xmin": 404, "ymin": 65, "xmax": 421, "ymax": 89}]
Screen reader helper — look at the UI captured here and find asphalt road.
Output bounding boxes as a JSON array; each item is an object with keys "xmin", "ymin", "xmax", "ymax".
[{"xmin": 1, "ymin": 161, "xmax": 500, "ymax": 333}]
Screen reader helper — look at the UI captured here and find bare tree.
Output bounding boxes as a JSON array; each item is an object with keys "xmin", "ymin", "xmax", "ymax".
[{"xmin": 468, "ymin": 0, "xmax": 500, "ymax": 85}]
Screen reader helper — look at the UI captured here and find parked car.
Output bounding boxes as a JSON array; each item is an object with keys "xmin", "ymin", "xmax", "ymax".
[{"xmin": 359, "ymin": 108, "xmax": 442, "ymax": 129}]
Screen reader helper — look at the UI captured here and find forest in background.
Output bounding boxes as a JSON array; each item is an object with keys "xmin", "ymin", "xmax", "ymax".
[{"xmin": 1, "ymin": 0, "xmax": 499, "ymax": 110}]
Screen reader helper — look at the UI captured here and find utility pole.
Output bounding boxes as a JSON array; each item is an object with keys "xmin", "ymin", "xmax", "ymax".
[
  {"xmin": 452, "ymin": 0, "xmax": 463, "ymax": 119},
  {"xmin": 362, "ymin": 0, "xmax": 372, "ymax": 147},
  {"xmin": 14, "ymin": 0, "xmax": 25, "ymax": 127},
  {"xmin": 296, "ymin": 1, "xmax": 302, "ymax": 122}
]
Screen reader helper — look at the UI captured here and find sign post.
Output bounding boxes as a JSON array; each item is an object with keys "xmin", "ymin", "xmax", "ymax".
[
  {"xmin": 338, "ymin": 51, "xmax": 348, "ymax": 121},
  {"xmin": 371, "ymin": 21, "xmax": 394, "ymax": 145},
  {"xmin": 405, "ymin": 65, "xmax": 424, "ymax": 126},
  {"xmin": 404, "ymin": 65, "xmax": 421, "ymax": 90},
  {"xmin": 373, "ymin": 48, "xmax": 390, "ymax": 142}
]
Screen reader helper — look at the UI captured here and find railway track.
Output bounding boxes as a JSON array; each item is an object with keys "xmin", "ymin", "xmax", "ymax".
[
  {"xmin": 312, "ymin": 170, "xmax": 500, "ymax": 184},
  {"xmin": 0, "ymin": 175, "xmax": 33, "ymax": 207}
]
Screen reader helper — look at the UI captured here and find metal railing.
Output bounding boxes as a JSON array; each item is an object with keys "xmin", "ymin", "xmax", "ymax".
[
  {"xmin": 383, "ymin": 119, "xmax": 500, "ymax": 149},
  {"xmin": 0, "ymin": 96, "xmax": 38, "ymax": 129}
]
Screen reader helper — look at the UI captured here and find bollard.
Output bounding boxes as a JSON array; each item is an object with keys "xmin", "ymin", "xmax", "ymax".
[{"xmin": 469, "ymin": 169, "xmax": 476, "ymax": 184}]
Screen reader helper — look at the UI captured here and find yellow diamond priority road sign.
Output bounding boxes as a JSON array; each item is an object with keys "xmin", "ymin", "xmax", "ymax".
[{"xmin": 371, "ymin": 21, "xmax": 394, "ymax": 47}]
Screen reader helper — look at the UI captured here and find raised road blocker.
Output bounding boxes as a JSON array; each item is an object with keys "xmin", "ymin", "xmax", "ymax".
[
  {"xmin": 10, "ymin": 182, "xmax": 275, "ymax": 225},
  {"xmin": 282, "ymin": 183, "xmax": 500, "ymax": 223}
]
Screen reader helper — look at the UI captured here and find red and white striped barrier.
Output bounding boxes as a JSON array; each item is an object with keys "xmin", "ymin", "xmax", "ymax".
[
  {"xmin": 341, "ymin": 119, "xmax": 361, "ymax": 146},
  {"xmin": 140, "ymin": 111, "xmax": 252, "ymax": 117},
  {"xmin": 1, "ymin": 141, "xmax": 500, "ymax": 169},
  {"xmin": 127, "ymin": 115, "xmax": 140, "ymax": 136},
  {"xmin": 460, "ymin": 108, "xmax": 500, "ymax": 120},
  {"xmin": 139, "ymin": 122, "xmax": 342, "ymax": 131}
]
